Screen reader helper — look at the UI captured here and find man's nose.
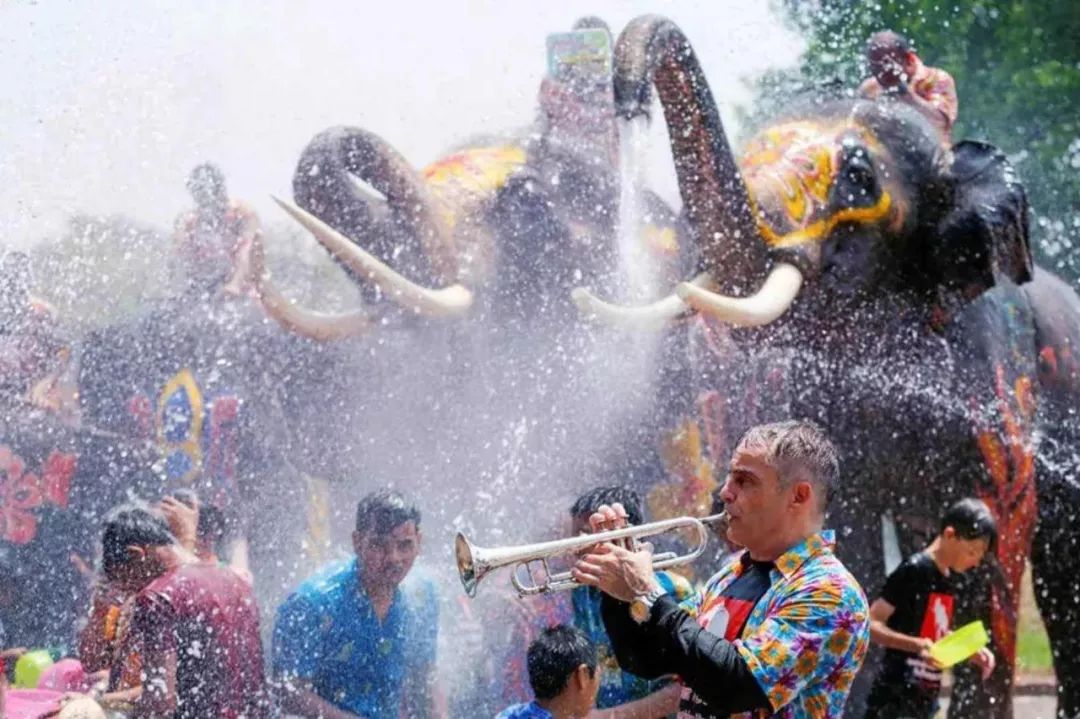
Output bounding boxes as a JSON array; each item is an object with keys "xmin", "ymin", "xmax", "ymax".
[{"xmin": 719, "ymin": 479, "xmax": 736, "ymax": 505}]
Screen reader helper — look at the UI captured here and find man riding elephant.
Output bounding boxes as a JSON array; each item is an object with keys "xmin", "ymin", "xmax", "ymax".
[{"xmin": 573, "ymin": 16, "xmax": 1080, "ymax": 718}]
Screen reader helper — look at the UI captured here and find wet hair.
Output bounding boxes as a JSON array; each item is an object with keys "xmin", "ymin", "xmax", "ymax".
[
  {"xmin": 527, "ymin": 624, "xmax": 597, "ymax": 700},
  {"xmin": 569, "ymin": 485, "xmax": 643, "ymax": 526},
  {"xmin": 736, "ymin": 420, "xmax": 841, "ymax": 510},
  {"xmin": 866, "ymin": 30, "xmax": 912, "ymax": 58},
  {"xmin": 186, "ymin": 162, "xmax": 227, "ymax": 204},
  {"xmin": 941, "ymin": 498, "xmax": 997, "ymax": 550},
  {"xmin": 354, "ymin": 490, "xmax": 421, "ymax": 536},
  {"xmin": 101, "ymin": 503, "xmax": 175, "ymax": 577}
]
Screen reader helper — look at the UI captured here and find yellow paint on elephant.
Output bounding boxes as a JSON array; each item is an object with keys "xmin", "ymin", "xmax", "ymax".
[
  {"xmin": 420, "ymin": 146, "xmax": 527, "ymax": 241},
  {"xmin": 642, "ymin": 224, "xmax": 679, "ymax": 259},
  {"xmin": 422, "ymin": 146, "xmax": 526, "ymax": 199},
  {"xmin": 740, "ymin": 120, "xmax": 894, "ymax": 249}
]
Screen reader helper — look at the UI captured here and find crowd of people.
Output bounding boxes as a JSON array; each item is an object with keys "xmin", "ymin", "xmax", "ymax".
[
  {"xmin": 0, "ymin": 27, "xmax": 983, "ymax": 719},
  {"xmin": 0, "ymin": 419, "xmax": 999, "ymax": 719}
]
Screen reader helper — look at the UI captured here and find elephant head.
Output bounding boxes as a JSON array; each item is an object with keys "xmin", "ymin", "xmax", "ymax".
[
  {"xmin": 257, "ymin": 18, "xmax": 695, "ymax": 339},
  {"xmin": 574, "ymin": 16, "xmax": 1033, "ymax": 332}
]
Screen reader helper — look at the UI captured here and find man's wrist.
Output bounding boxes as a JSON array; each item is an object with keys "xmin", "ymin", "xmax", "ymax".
[{"xmin": 629, "ymin": 584, "xmax": 668, "ymax": 624}]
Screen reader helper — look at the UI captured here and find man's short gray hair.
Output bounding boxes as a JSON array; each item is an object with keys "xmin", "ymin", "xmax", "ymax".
[{"xmin": 736, "ymin": 420, "xmax": 840, "ymax": 510}]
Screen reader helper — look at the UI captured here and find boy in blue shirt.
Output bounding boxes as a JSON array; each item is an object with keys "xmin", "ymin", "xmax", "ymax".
[
  {"xmin": 273, "ymin": 491, "xmax": 443, "ymax": 719},
  {"xmin": 497, "ymin": 625, "xmax": 600, "ymax": 719}
]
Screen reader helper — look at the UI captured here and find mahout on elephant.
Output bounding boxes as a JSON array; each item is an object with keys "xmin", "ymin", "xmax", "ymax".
[{"xmin": 572, "ymin": 15, "xmax": 1080, "ymax": 718}]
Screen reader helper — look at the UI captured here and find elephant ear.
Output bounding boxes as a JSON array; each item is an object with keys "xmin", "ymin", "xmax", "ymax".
[{"xmin": 934, "ymin": 140, "xmax": 1033, "ymax": 298}]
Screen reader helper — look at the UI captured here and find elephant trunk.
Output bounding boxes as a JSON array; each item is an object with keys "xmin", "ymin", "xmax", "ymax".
[
  {"xmin": 574, "ymin": 16, "xmax": 800, "ymax": 329},
  {"xmin": 613, "ymin": 15, "xmax": 767, "ymax": 292},
  {"xmin": 287, "ymin": 127, "xmax": 472, "ymax": 318}
]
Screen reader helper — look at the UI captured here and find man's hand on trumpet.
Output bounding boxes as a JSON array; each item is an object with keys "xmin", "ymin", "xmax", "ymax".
[{"xmin": 571, "ymin": 503, "xmax": 662, "ymax": 602}]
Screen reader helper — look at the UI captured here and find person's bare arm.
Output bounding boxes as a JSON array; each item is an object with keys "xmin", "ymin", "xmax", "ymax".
[
  {"xmin": 588, "ymin": 683, "xmax": 681, "ymax": 719},
  {"xmin": 78, "ymin": 589, "xmax": 121, "ymax": 672},
  {"xmin": 868, "ymin": 597, "xmax": 931, "ymax": 655},
  {"xmin": 280, "ymin": 680, "xmax": 366, "ymax": 719}
]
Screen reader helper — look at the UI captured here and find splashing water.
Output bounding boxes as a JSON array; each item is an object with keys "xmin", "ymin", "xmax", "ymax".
[{"xmin": 616, "ymin": 116, "xmax": 656, "ymax": 304}]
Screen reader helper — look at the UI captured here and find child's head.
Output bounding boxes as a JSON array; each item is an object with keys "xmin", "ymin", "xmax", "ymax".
[
  {"xmin": 938, "ymin": 498, "xmax": 997, "ymax": 572},
  {"xmin": 527, "ymin": 625, "xmax": 600, "ymax": 715}
]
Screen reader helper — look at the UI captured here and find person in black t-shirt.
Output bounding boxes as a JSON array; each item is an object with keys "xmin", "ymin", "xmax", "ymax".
[{"xmin": 865, "ymin": 498, "xmax": 998, "ymax": 718}]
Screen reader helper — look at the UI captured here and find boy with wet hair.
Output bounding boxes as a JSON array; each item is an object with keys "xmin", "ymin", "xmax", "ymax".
[
  {"xmin": 497, "ymin": 625, "xmax": 601, "ymax": 719},
  {"xmin": 865, "ymin": 497, "xmax": 998, "ymax": 718},
  {"xmin": 274, "ymin": 490, "xmax": 444, "ymax": 719}
]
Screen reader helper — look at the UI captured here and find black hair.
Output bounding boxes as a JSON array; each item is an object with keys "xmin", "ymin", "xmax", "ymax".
[
  {"xmin": 866, "ymin": 30, "xmax": 912, "ymax": 57},
  {"xmin": 354, "ymin": 490, "xmax": 421, "ymax": 535},
  {"xmin": 101, "ymin": 503, "xmax": 175, "ymax": 577},
  {"xmin": 527, "ymin": 624, "xmax": 597, "ymax": 701},
  {"xmin": 940, "ymin": 498, "xmax": 997, "ymax": 550},
  {"xmin": 569, "ymin": 485, "xmax": 643, "ymax": 526},
  {"xmin": 186, "ymin": 162, "xmax": 226, "ymax": 197}
]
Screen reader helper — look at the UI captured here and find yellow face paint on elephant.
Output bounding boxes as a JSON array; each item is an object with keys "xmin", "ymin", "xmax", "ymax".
[{"xmin": 740, "ymin": 120, "xmax": 895, "ymax": 250}]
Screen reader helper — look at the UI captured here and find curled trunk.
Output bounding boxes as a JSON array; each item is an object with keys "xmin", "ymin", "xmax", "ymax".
[
  {"xmin": 292, "ymin": 126, "xmax": 459, "ymax": 297},
  {"xmin": 613, "ymin": 15, "xmax": 766, "ymax": 293}
]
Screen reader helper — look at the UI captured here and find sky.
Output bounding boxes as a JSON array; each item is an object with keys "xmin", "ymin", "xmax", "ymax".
[{"xmin": 0, "ymin": 0, "xmax": 805, "ymax": 248}]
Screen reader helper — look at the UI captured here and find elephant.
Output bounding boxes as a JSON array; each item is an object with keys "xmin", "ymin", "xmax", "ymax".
[
  {"xmin": 572, "ymin": 15, "xmax": 1080, "ymax": 719},
  {"xmin": 256, "ymin": 18, "xmax": 691, "ymax": 531}
]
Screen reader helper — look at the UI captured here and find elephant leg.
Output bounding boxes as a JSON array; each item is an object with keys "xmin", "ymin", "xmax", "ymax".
[{"xmin": 1031, "ymin": 475, "xmax": 1080, "ymax": 719}]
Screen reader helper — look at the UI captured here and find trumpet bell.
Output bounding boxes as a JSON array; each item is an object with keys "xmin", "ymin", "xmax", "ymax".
[{"xmin": 455, "ymin": 532, "xmax": 482, "ymax": 597}]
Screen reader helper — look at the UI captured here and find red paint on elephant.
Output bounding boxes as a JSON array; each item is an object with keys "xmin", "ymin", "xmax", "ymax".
[
  {"xmin": 974, "ymin": 366, "xmax": 1037, "ymax": 671},
  {"xmin": 0, "ymin": 447, "xmax": 77, "ymax": 544}
]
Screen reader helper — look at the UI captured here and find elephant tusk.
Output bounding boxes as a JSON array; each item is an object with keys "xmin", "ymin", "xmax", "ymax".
[
  {"xmin": 675, "ymin": 262, "xmax": 803, "ymax": 327},
  {"xmin": 572, "ymin": 272, "xmax": 713, "ymax": 329},
  {"xmin": 258, "ymin": 276, "xmax": 373, "ymax": 341},
  {"xmin": 271, "ymin": 196, "xmax": 473, "ymax": 318}
]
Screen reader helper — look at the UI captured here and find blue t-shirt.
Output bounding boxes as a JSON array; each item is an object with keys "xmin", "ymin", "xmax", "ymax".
[
  {"xmin": 272, "ymin": 558, "xmax": 439, "ymax": 719},
  {"xmin": 496, "ymin": 701, "xmax": 554, "ymax": 719},
  {"xmin": 571, "ymin": 571, "xmax": 691, "ymax": 709}
]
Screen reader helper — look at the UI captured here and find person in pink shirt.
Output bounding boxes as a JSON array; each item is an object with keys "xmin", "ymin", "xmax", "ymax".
[{"xmin": 859, "ymin": 30, "xmax": 958, "ymax": 142}]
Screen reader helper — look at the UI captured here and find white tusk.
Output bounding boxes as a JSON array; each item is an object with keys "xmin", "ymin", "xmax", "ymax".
[
  {"xmin": 675, "ymin": 262, "xmax": 802, "ymax": 327},
  {"xmin": 271, "ymin": 196, "xmax": 473, "ymax": 318},
  {"xmin": 572, "ymin": 272, "xmax": 713, "ymax": 329},
  {"xmin": 258, "ymin": 277, "xmax": 372, "ymax": 341}
]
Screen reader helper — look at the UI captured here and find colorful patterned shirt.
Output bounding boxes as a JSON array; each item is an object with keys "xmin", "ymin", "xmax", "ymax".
[
  {"xmin": 679, "ymin": 531, "xmax": 870, "ymax": 718},
  {"xmin": 860, "ymin": 57, "xmax": 958, "ymax": 133}
]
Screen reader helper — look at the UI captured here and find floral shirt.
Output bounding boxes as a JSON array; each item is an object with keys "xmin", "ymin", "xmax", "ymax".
[
  {"xmin": 860, "ymin": 57, "xmax": 958, "ymax": 133},
  {"xmin": 680, "ymin": 531, "xmax": 870, "ymax": 718}
]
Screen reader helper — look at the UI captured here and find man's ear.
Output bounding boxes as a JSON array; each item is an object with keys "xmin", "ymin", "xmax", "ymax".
[
  {"xmin": 126, "ymin": 545, "xmax": 147, "ymax": 563},
  {"xmin": 572, "ymin": 663, "xmax": 592, "ymax": 691},
  {"xmin": 791, "ymin": 481, "xmax": 813, "ymax": 509}
]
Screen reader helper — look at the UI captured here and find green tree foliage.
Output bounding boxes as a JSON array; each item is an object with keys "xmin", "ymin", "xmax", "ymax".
[{"xmin": 773, "ymin": 0, "xmax": 1080, "ymax": 281}]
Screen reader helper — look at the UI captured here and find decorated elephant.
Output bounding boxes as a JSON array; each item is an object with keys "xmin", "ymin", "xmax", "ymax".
[
  {"xmin": 572, "ymin": 16, "xmax": 1080, "ymax": 718},
  {"xmin": 256, "ymin": 18, "xmax": 690, "ymax": 525}
]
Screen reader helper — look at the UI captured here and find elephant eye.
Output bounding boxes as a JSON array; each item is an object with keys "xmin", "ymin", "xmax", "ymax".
[{"xmin": 832, "ymin": 145, "xmax": 880, "ymax": 208}]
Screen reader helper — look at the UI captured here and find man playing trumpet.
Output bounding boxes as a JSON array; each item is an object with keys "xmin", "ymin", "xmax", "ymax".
[{"xmin": 571, "ymin": 420, "xmax": 870, "ymax": 718}]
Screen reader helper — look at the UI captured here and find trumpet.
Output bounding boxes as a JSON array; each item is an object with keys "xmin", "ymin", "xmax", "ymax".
[{"xmin": 455, "ymin": 512, "xmax": 727, "ymax": 597}]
